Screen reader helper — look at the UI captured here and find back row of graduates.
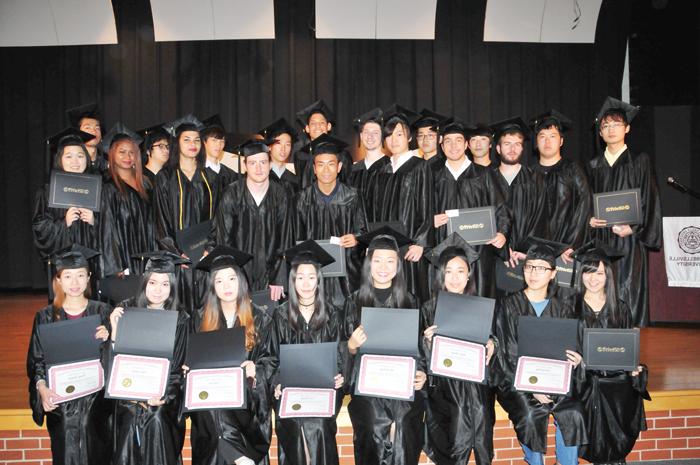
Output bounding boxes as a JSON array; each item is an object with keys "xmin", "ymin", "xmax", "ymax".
[
  {"xmin": 28, "ymin": 230, "xmax": 648, "ymax": 465},
  {"xmin": 33, "ymin": 97, "xmax": 661, "ymax": 325}
]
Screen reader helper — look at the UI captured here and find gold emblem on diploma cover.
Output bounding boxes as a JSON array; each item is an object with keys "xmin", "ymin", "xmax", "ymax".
[
  {"xmin": 443, "ymin": 358, "xmax": 453, "ymax": 367},
  {"xmin": 292, "ymin": 403, "xmax": 302, "ymax": 411},
  {"xmin": 65, "ymin": 385, "xmax": 75, "ymax": 394},
  {"xmin": 122, "ymin": 378, "xmax": 132, "ymax": 388},
  {"xmin": 529, "ymin": 376, "xmax": 538, "ymax": 384},
  {"xmin": 199, "ymin": 391, "xmax": 209, "ymax": 400}
]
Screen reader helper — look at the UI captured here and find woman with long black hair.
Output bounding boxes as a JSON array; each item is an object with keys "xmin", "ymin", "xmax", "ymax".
[
  {"xmin": 189, "ymin": 246, "xmax": 275, "ymax": 465},
  {"xmin": 574, "ymin": 242, "xmax": 648, "ymax": 465},
  {"xmin": 271, "ymin": 241, "xmax": 347, "ymax": 465},
  {"xmin": 342, "ymin": 230, "xmax": 427, "ymax": 465}
]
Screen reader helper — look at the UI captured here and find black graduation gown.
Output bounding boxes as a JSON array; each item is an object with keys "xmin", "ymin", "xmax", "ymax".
[
  {"xmin": 420, "ymin": 297, "xmax": 496, "ymax": 465},
  {"xmin": 206, "ymin": 164, "xmax": 241, "ymax": 201},
  {"xmin": 531, "ymin": 158, "xmax": 592, "ymax": 250},
  {"xmin": 494, "ymin": 289, "xmax": 588, "ymax": 453},
  {"xmin": 587, "ymin": 150, "xmax": 662, "ymax": 327},
  {"xmin": 270, "ymin": 304, "xmax": 349, "ymax": 465},
  {"xmin": 432, "ymin": 161, "xmax": 512, "ymax": 298},
  {"xmin": 371, "ymin": 155, "xmax": 434, "ymax": 302},
  {"xmin": 270, "ymin": 167, "xmax": 301, "ymax": 194},
  {"xmin": 347, "ymin": 156, "xmax": 391, "ymax": 223},
  {"xmin": 89, "ymin": 148, "xmax": 110, "ymax": 177},
  {"xmin": 154, "ymin": 166, "xmax": 218, "ymax": 312},
  {"xmin": 100, "ymin": 180, "xmax": 157, "ymax": 277},
  {"xmin": 577, "ymin": 298, "xmax": 649, "ymax": 463},
  {"xmin": 342, "ymin": 289, "xmax": 425, "ymax": 465},
  {"xmin": 111, "ymin": 304, "xmax": 189, "ymax": 465},
  {"xmin": 26, "ymin": 301, "xmax": 112, "ymax": 465},
  {"xmin": 210, "ymin": 179, "xmax": 294, "ymax": 291},
  {"xmin": 493, "ymin": 166, "xmax": 547, "ymax": 252},
  {"xmin": 144, "ymin": 168, "xmax": 158, "ymax": 185},
  {"xmin": 294, "ymin": 149, "xmax": 353, "ymax": 190},
  {"xmin": 189, "ymin": 306, "xmax": 275, "ymax": 465},
  {"xmin": 294, "ymin": 183, "xmax": 369, "ymax": 306}
]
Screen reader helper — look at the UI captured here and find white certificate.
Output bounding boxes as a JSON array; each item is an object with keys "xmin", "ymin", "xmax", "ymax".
[
  {"xmin": 107, "ymin": 354, "xmax": 170, "ymax": 400},
  {"xmin": 514, "ymin": 355, "xmax": 572, "ymax": 395},
  {"xmin": 185, "ymin": 367, "xmax": 245, "ymax": 411},
  {"xmin": 429, "ymin": 336, "xmax": 485, "ymax": 382},
  {"xmin": 356, "ymin": 354, "xmax": 416, "ymax": 401},
  {"xmin": 279, "ymin": 388, "xmax": 336, "ymax": 418},
  {"xmin": 48, "ymin": 359, "xmax": 104, "ymax": 403}
]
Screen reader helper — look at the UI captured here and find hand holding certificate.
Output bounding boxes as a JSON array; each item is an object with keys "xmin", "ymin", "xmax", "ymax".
[
  {"xmin": 356, "ymin": 354, "xmax": 416, "ymax": 401},
  {"xmin": 279, "ymin": 388, "xmax": 337, "ymax": 418},
  {"xmin": 107, "ymin": 354, "xmax": 170, "ymax": 401},
  {"xmin": 48, "ymin": 359, "xmax": 104, "ymax": 404},
  {"xmin": 185, "ymin": 367, "xmax": 245, "ymax": 411},
  {"xmin": 514, "ymin": 356, "xmax": 572, "ymax": 395},
  {"xmin": 429, "ymin": 336, "xmax": 486, "ymax": 383}
]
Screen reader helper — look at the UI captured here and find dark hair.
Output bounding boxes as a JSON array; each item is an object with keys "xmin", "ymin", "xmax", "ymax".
[
  {"xmin": 143, "ymin": 129, "xmax": 170, "ymax": 165},
  {"xmin": 286, "ymin": 261, "xmax": 329, "ymax": 332},
  {"xmin": 497, "ymin": 129, "xmax": 526, "ymax": 146},
  {"xmin": 54, "ymin": 140, "xmax": 92, "ymax": 172},
  {"xmin": 535, "ymin": 121, "xmax": 563, "ymax": 136},
  {"xmin": 52, "ymin": 266, "xmax": 91, "ymax": 320},
  {"xmin": 575, "ymin": 259, "xmax": 624, "ymax": 327},
  {"xmin": 523, "ymin": 257, "xmax": 559, "ymax": 299},
  {"xmin": 201, "ymin": 126, "xmax": 226, "ymax": 142},
  {"xmin": 108, "ymin": 137, "xmax": 149, "ymax": 200},
  {"xmin": 200, "ymin": 265, "xmax": 256, "ymax": 351},
  {"xmin": 135, "ymin": 270, "xmax": 179, "ymax": 310},
  {"xmin": 432, "ymin": 250, "xmax": 476, "ymax": 297},
  {"xmin": 357, "ymin": 236, "xmax": 413, "ymax": 308},
  {"xmin": 383, "ymin": 118, "xmax": 412, "ymax": 141},
  {"xmin": 599, "ymin": 109, "xmax": 628, "ymax": 126},
  {"xmin": 169, "ymin": 124, "xmax": 204, "ymax": 167}
]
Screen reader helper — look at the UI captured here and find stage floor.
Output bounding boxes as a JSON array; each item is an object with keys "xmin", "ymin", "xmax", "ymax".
[{"xmin": 1, "ymin": 292, "xmax": 699, "ymax": 409}]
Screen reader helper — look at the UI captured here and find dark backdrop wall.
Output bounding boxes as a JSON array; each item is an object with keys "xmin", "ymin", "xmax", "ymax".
[{"xmin": 0, "ymin": 0, "xmax": 632, "ymax": 289}]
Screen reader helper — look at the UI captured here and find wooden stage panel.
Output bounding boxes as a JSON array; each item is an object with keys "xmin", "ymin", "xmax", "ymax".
[{"xmin": 0, "ymin": 293, "xmax": 699, "ymax": 409}]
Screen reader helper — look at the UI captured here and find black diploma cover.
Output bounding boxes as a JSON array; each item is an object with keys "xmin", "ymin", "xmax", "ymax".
[
  {"xmin": 38, "ymin": 314, "xmax": 103, "ymax": 366},
  {"xmin": 186, "ymin": 327, "xmax": 247, "ymax": 369},
  {"xmin": 583, "ymin": 328, "xmax": 640, "ymax": 371},
  {"xmin": 593, "ymin": 188, "xmax": 641, "ymax": 225},
  {"xmin": 175, "ymin": 220, "xmax": 212, "ymax": 266},
  {"xmin": 359, "ymin": 307, "xmax": 420, "ymax": 357},
  {"xmin": 48, "ymin": 171, "xmax": 102, "ymax": 211},
  {"xmin": 446, "ymin": 206, "xmax": 496, "ymax": 245},
  {"xmin": 113, "ymin": 308, "xmax": 179, "ymax": 359},
  {"xmin": 517, "ymin": 316, "xmax": 579, "ymax": 361},
  {"xmin": 433, "ymin": 291, "xmax": 494, "ymax": 344},
  {"xmin": 279, "ymin": 342, "xmax": 338, "ymax": 389}
]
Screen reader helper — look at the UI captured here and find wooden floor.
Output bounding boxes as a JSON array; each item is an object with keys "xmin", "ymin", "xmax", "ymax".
[{"xmin": 1, "ymin": 292, "xmax": 699, "ymax": 409}]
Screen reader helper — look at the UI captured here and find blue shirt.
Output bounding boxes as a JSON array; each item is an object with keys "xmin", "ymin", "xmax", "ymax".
[{"xmin": 530, "ymin": 299, "xmax": 549, "ymax": 317}]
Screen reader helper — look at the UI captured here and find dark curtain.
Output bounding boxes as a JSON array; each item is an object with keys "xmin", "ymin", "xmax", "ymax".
[{"xmin": 0, "ymin": 0, "xmax": 631, "ymax": 289}]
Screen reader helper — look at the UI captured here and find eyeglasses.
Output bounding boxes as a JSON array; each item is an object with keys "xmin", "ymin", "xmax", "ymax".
[
  {"xmin": 523, "ymin": 264, "xmax": 553, "ymax": 275},
  {"xmin": 152, "ymin": 143, "xmax": 170, "ymax": 151},
  {"xmin": 600, "ymin": 122, "xmax": 625, "ymax": 131}
]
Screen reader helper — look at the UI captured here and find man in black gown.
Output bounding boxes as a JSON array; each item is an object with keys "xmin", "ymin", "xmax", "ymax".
[
  {"xmin": 259, "ymin": 118, "xmax": 300, "ymax": 193},
  {"xmin": 66, "ymin": 102, "xmax": 109, "ymax": 175}
]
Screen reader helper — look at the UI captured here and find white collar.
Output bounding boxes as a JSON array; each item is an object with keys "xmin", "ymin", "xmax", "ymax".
[
  {"xmin": 446, "ymin": 157, "xmax": 471, "ymax": 180},
  {"xmin": 604, "ymin": 144, "xmax": 628, "ymax": 166},
  {"xmin": 391, "ymin": 150, "xmax": 416, "ymax": 173},
  {"xmin": 206, "ymin": 159, "xmax": 221, "ymax": 173}
]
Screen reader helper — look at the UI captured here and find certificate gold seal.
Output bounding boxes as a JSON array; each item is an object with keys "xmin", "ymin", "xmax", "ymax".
[
  {"xmin": 443, "ymin": 358, "xmax": 453, "ymax": 367},
  {"xmin": 291, "ymin": 403, "xmax": 302, "ymax": 411},
  {"xmin": 65, "ymin": 385, "xmax": 75, "ymax": 394},
  {"xmin": 528, "ymin": 376, "xmax": 538, "ymax": 384},
  {"xmin": 121, "ymin": 378, "xmax": 132, "ymax": 388},
  {"xmin": 199, "ymin": 391, "xmax": 209, "ymax": 400}
]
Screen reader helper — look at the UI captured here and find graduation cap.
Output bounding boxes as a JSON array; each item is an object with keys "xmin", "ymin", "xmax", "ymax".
[
  {"xmin": 466, "ymin": 123, "xmax": 493, "ymax": 139},
  {"xmin": 357, "ymin": 223, "xmax": 413, "ymax": 249},
  {"xmin": 132, "ymin": 251, "xmax": 191, "ymax": 274},
  {"xmin": 531, "ymin": 109, "xmax": 573, "ymax": 134},
  {"xmin": 100, "ymin": 122, "xmax": 143, "ymax": 153},
  {"xmin": 196, "ymin": 246, "xmax": 253, "ymax": 272},
  {"xmin": 595, "ymin": 97, "xmax": 640, "ymax": 125},
  {"xmin": 233, "ymin": 139, "xmax": 270, "ymax": 157},
  {"xmin": 353, "ymin": 107, "xmax": 384, "ymax": 131},
  {"xmin": 163, "ymin": 114, "xmax": 204, "ymax": 137},
  {"xmin": 517, "ymin": 236, "xmax": 569, "ymax": 268},
  {"xmin": 426, "ymin": 232, "xmax": 480, "ymax": 268},
  {"xmin": 202, "ymin": 114, "xmax": 225, "ymax": 131},
  {"xmin": 299, "ymin": 133, "xmax": 348, "ymax": 157},
  {"xmin": 66, "ymin": 102, "xmax": 101, "ymax": 128},
  {"xmin": 383, "ymin": 103, "xmax": 421, "ymax": 127},
  {"xmin": 284, "ymin": 240, "xmax": 336, "ymax": 267},
  {"xmin": 258, "ymin": 118, "xmax": 297, "ymax": 144},
  {"xmin": 296, "ymin": 99, "xmax": 335, "ymax": 127},
  {"xmin": 413, "ymin": 109, "xmax": 446, "ymax": 129},
  {"xmin": 52, "ymin": 244, "xmax": 100, "ymax": 270},
  {"xmin": 491, "ymin": 116, "xmax": 531, "ymax": 142},
  {"xmin": 439, "ymin": 118, "xmax": 471, "ymax": 137},
  {"xmin": 47, "ymin": 127, "xmax": 95, "ymax": 156},
  {"xmin": 99, "ymin": 275, "xmax": 142, "ymax": 304},
  {"xmin": 572, "ymin": 240, "xmax": 625, "ymax": 265}
]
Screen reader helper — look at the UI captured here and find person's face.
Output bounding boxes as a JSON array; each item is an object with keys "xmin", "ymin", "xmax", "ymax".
[
  {"xmin": 245, "ymin": 152, "xmax": 271, "ymax": 183},
  {"xmin": 370, "ymin": 249, "xmax": 399, "ymax": 287},
  {"xmin": 269, "ymin": 133, "xmax": 292, "ymax": 165},
  {"xmin": 444, "ymin": 257, "xmax": 470, "ymax": 294},
  {"xmin": 214, "ymin": 267, "xmax": 239, "ymax": 303},
  {"xmin": 360, "ymin": 122, "xmax": 382, "ymax": 151},
  {"xmin": 114, "ymin": 141, "xmax": 137, "ymax": 170},
  {"xmin": 496, "ymin": 133, "xmax": 525, "ymax": 165},
  {"xmin": 179, "ymin": 131, "xmax": 201, "ymax": 159},
  {"xmin": 305, "ymin": 113, "xmax": 331, "ymax": 140},
  {"xmin": 385, "ymin": 124, "xmax": 411, "ymax": 155},
  {"xmin": 536, "ymin": 127, "xmax": 563, "ymax": 159},
  {"xmin": 203, "ymin": 135, "xmax": 225, "ymax": 159},
  {"xmin": 416, "ymin": 127, "xmax": 438, "ymax": 154},
  {"xmin": 149, "ymin": 138, "xmax": 170, "ymax": 165},
  {"xmin": 441, "ymin": 133, "xmax": 467, "ymax": 161},
  {"xmin": 145, "ymin": 272, "xmax": 171, "ymax": 307},
  {"xmin": 523, "ymin": 258, "xmax": 556, "ymax": 291},
  {"xmin": 57, "ymin": 267, "xmax": 89, "ymax": 297},
  {"xmin": 79, "ymin": 117, "xmax": 101, "ymax": 146},
  {"xmin": 294, "ymin": 263, "xmax": 318, "ymax": 301},
  {"xmin": 599, "ymin": 116, "xmax": 630, "ymax": 146},
  {"xmin": 582, "ymin": 261, "xmax": 607, "ymax": 295},
  {"xmin": 468, "ymin": 135, "xmax": 491, "ymax": 159},
  {"xmin": 313, "ymin": 153, "xmax": 341, "ymax": 185},
  {"xmin": 60, "ymin": 145, "xmax": 88, "ymax": 173}
]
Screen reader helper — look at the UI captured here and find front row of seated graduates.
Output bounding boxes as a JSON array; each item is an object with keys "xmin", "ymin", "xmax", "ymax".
[{"xmin": 28, "ymin": 233, "xmax": 649, "ymax": 465}]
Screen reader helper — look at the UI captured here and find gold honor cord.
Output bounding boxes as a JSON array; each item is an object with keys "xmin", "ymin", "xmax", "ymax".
[{"xmin": 176, "ymin": 169, "xmax": 213, "ymax": 231}]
